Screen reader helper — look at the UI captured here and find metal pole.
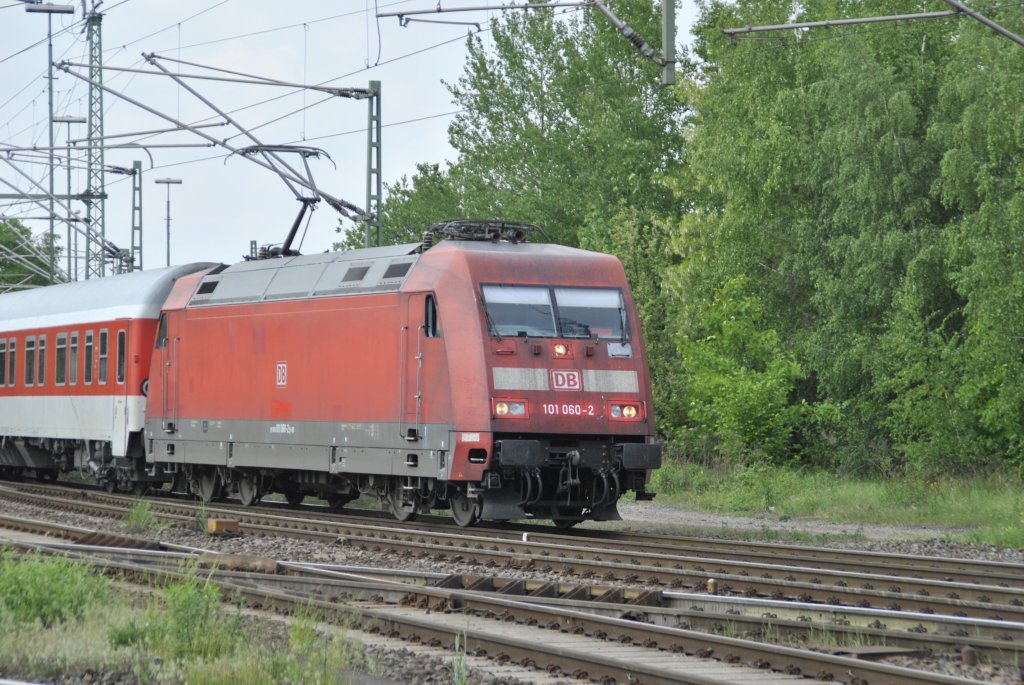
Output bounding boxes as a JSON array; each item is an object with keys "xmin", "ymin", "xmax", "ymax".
[
  {"xmin": 154, "ymin": 178, "xmax": 181, "ymax": 267},
  {"xmin": 365, "ymin": 80, "xmax": 382, "ymax": 248},
  {"xmin": 54, "ymin": 116, "xmax": 85, "ymax": 280},
  {"xmin": 25, "ymin": 3, "xmax": 75, "ymax": 277},
  {"xmin": 47, "ymin": 13, "xmax": 55, "ymax": 281},
  {"xmin": 939, "ymin": 0, "xmax": 1024, "ymax": 47},
  {"xmin": 66, "ymin": 125, "xmax": 72, "ymax": 277},
  {"xmin": 58, "ymin": 62, "xmax": 366, "ymax": 220}
]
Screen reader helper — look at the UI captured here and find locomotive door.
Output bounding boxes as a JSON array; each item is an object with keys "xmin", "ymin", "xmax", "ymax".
[
  {"xmin": 159, "ymin": 314, "xmax": 180, "ymax": 435},
  {"xmin": 400, "ymin": 295, "xmax": 425, "ymax": 441},
  {"xmin": 399, "ymin": 290, "xmax": 440, "ymax": 440}
]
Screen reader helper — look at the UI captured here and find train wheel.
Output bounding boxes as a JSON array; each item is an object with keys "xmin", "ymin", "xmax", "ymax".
[
  {"xmin": 387, "ymin": 487, "xmax": 417, "ymax": 522},
  {"xmin": 449, "ymin": 490, "xmax": 480, "ymax": 528},
  {"xmin": 194, "ymin": 469, "xmax": 219, "ymax": 503},
  {"xmin": 284, "ymin": 489, "xmax": 305, "ymax": 508},
  {"xmin": 237, "ymin": 473, "xmax": 262, "ymax": 507}
]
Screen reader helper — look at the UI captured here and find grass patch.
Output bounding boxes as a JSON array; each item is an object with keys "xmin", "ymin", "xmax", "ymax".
[
  {"xmin": 0, "ymin": 551, "xmax": 374, "ymax": 685},
  {"xmin": 0, "ymin": 550, "xmax": 110, "ymax": 626},
  {"xmin": 121, "ymin": 501, "xmax": 163, "ymax": 533},
  {"xmin": 651, "ymin": 455, "xmax": 1024, "ymax": 545}
]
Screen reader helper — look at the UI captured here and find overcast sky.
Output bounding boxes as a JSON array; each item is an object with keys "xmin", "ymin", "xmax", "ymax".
[{"xmin": 0, "ymin": 1, "xmax": 693, "ymax": 272}]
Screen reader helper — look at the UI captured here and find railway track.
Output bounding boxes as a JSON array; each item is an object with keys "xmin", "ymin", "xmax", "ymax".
[
  {"xmin": 8, "ymin": 482, "xmax": 1023, "ymax": 625},
  {"xmin": 0, "ymin": 514, "xmax": 1003, "ymax": 685}
]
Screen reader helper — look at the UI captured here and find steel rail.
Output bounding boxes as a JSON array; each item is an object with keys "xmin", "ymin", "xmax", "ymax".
[
  {"xmin": 3, "ymin": 483, "xmax": 1024, "ymax": 623},
  {"xmin": 12, "ymin": 479, "xmax": 1024, "ymax": 589},
  {"xmin": 11, "ymin": 514, "xmax": 1016, "ymax": 663},
  {"xmin": 2, "ymin": 481, "xmax": 1024, "ymax": 618},
  {"xmin": 1, "ymin": 532, "xmax": 990, "ymax": 685}
]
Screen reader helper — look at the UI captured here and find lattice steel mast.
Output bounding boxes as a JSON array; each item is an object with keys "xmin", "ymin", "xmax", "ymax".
[{"xmin": 84, "ymin": 5, "xmax": 106, "ymax": 278}]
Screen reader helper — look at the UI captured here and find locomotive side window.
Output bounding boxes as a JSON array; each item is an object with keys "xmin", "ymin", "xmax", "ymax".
[
  {"xmin": 37, "ymin": 335, "xmax": 46, "ymax": 387},
  {"xmin": 481, "ymin": 285, "xmax": 557, "ymax": 338},
  {"xmin": 7, "ymin": 339, "xmax": 15, "ymax": 388},
  {"xmin": 56, "ymin": 334, "xmax": 67, "ymax": 386},
  {"xmin": 24, "ymin": 337, "xmax": 35, "ymax": 386},
  {"xmin": 553, "ymin": 288, "xmax": 628, "ymax": 340},
  {"xmin": 425, "ymin": 295, "xmax": 439, "ymax": 338},
  {"xmin": 99, "ymin": 330, "xmax": 108, "ymax": 385},
  {"xmin": 116, "ymin": 330, "xmax": 126, "ymax": 384},
  {"xmin": 70, "ymin": 332, "xmax": 78, "ymax": 385},
  {"xmin": 155, "ymin": 314, "xmax": 168, "ymax": 349},
  {"xmin": 0, "ymin": 339, "xmax": 5, "ymax": 386},
  {"xmin": 84, "ymin": 331, "xmax": 93, "ymax": 385}
]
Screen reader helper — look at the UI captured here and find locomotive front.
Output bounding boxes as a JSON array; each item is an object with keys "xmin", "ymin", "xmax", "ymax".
[{"xmin": 422, "ymin": 222, "xmax": 661, "ymax": 527}]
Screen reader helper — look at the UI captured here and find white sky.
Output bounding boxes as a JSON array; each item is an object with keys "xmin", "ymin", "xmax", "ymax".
[{"xmin": 0, "ymin": 1, "xmax": 694, "ymax": 271}]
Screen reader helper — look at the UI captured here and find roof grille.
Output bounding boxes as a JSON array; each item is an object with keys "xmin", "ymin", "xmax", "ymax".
[{"xmin": 426, "ymin": 219, "xmax": 544, "ymax": 244}]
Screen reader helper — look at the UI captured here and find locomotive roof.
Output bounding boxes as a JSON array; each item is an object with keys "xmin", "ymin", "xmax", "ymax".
[
  {"xmin": 0, "ymin": 263, "xmax": 216, "ymax": 332},
  {"xmin": 187, "ymin": 243, "xmax": 423, "ymax": 307},
  {"xmin": 184, "ymin": 239, "xmax": 621, "ymax": 308}
]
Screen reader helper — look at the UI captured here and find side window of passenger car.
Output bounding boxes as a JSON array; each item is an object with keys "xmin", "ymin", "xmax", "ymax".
[
  {"xmin": 70, "ymin": 332, "xmax": 78, "ymax": 385},
  {"xmin": 24, "ymin": 337, "xmax": 35, "ymax": 386},
  {"xmin": 37, "ymin": 335, "xmax": 46, "ymax": 387},
  {"xmin": 116, "ymin": 330, "xmax": 126, "ymax": 384},
  {"xmin": 98, "ymin": 330, "xmax": 108, "ymax": 385},
  {"xmin": 84, "ymin": 331, "xmax": 93, "ymax": 385},
  {"xmin": 56, "ymin": 334, "xmax": 67, "ymax": 385}
]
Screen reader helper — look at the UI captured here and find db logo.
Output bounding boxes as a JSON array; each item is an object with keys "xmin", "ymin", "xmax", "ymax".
[
  {"xmin": 551, "ymin": 370, "xmax": 582, "ymax": 391},
  {"xmin": 276, "ymin": 361, "xmax": 288, "ymax": 387}
]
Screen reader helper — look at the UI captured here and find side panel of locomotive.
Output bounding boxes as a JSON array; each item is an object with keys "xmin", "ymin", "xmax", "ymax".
[{"xmin": 143, "ymin": 245, "xmax": 458, "ymax": 508}]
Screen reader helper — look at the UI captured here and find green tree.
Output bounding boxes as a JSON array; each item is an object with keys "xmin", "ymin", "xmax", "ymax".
[
  {"xmin": 671, "ymin": 0, "xmax": 1024, "ymax": 473},
  {"xmin": 445, "ymin": 0, "xmax": 685, "ymax": 245},
  {"xmin": 356, "ymin": 0, "xmax": 688, "ymax": 249},
  {"xmin": 336, "ymin": 163, "xmax": 464, "ymax": 251},
  {"xmin": 0, "ymin": 219, "xmax": 54, "ymax": 290}
]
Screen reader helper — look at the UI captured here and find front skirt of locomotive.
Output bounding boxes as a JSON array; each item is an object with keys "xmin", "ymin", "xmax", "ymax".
[{"xmin": 480, "ymin": 437, "xmax": 662, "ymax": 523}]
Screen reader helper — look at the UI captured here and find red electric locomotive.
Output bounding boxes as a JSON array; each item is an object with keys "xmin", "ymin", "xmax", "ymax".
[{"xmin": 0, "ymin": 221, "xmax": 661, "ymax": 526}]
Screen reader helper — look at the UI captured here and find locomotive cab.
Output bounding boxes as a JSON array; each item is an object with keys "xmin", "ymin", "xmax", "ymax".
[{"xmin": 410, "ymin": 221, "xmax": 662, "ymax": 527}]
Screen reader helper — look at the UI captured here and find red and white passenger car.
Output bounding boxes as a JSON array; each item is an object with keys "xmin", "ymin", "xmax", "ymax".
[{"xmin": 0, "ymin": 264, "xmax": 213, "ymax": 484}]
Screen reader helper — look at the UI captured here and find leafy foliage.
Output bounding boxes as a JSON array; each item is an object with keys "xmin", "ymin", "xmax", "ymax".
[
  {"xmin": 359, "ymin": 0, "xmax": 1024, "ymax": 477},
  {"xmin": 0, "ymin": 219, "xmax": 55, "ymax": 290},
  {"xmin": 109, "ymin": 571, "xmax": 243, "ymax": 661},
  {"xmin": 347, "ymin": 0, "xmax": 688, "ymax": 251},
  {"xmin": 670, "ymin": 0, "xmax": 1024, "ymax": 473},
  {"xmin": 0, "ymin": 551, "xmax": 110, "ymax": 627}
]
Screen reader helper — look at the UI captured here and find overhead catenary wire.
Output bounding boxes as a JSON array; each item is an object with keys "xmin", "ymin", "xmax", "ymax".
[{"xmin": 2, "ymin": 0, "xmax": 594, "ymax": 270}]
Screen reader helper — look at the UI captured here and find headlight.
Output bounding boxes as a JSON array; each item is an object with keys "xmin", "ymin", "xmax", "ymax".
[
  {"xmin": 494, "ymin": 400, "xmax": 528, "ymax": 418},
  {"xmin": 553, "ymin": 343, "xmax": 569, "ymax": 357},
  {"xmin": 608, "ymin": 403, "xmax": 642, "ymax": 421}
]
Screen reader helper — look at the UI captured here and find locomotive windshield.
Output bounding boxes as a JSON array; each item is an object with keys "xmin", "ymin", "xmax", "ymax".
[{"xmin": 482, "ymin": 285, "xmax": 629, "ymax": 340}]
